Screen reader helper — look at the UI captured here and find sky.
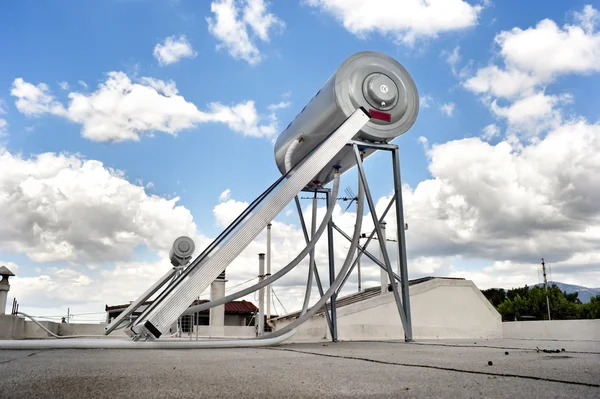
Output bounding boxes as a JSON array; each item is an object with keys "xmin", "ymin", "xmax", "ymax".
[{"xmin": 1, "ymin": 0, "xmax": 599, "ymax": 324}]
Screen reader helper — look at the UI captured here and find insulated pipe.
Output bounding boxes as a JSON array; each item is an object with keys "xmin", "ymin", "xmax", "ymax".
[
  {"xmin": 257, "ymin": 171, "xmax": 364, "ymax": 339},
  {"xmin": 258, "ymin": 253, "xmax": 265, "ymax": 336},
  {"xmin": 181, "ymin": 170, "xmax": 342, "ymax": 316},
  {"xmin": 0, "ymin": 329, "xmax": 300, "ymax": 350},
  {"xmin": 266, "ymin": 223, "xmax": 272, "ymax": 327},
  {"xmin": 301, "ymin": 192, "xmax": 318, "ymax": 313},
  {"xmin": 284, "ymin": 137, "xmax": 303, "ymax": 173}
]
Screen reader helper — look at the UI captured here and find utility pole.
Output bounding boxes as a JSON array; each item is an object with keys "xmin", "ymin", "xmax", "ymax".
[{"xmin": 541, "ymin": 258, "xmax": 551, "ymax": 321}]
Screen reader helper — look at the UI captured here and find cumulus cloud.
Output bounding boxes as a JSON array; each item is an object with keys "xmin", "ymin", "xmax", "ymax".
[
  {"xmin": 207, "ymin": 0, "xmax": 284, "ymax": 65},
  {"xmin": 10, "ymin": 79, "xmax": 66, "ymax": 117},
  {"xmin": 462, "ymin": 5, "xmax": 600, "ymax": 138},
  {"xmin": 0, "ymin": 148, "xmax": 198, "ymax": 264},
  {"xmin": 305, "ymin": 0, "xmax": 483, "ymax": 45},
  {"xmin": 153, "ymin": 34, "xmax": 197, "ymax": 66},
  {"xmin": 11, "ymin": 73, "xmax": 278, "ymax": 142}
]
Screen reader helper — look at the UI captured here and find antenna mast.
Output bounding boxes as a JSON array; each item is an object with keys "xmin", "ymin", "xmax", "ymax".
[{"xmin": 541, "ymin": 258, "xmax": 551, "ymax": 321}]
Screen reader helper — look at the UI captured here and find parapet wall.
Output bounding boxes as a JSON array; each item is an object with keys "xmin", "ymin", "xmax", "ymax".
[{"xmin": 503, "ymin": 320, "xmax": 600, "ymax": 341}]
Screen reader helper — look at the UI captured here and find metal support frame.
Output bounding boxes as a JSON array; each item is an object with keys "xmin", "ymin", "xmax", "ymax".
[
  {"xmin": 343, "ymin": 142, "xmax": 412, "ymax": 342},
  {"xmin": 391, "ymin": 146, "xmax": 413, "ymax": 341},
  {"xmin": 295, "ymin": 191, "xmax": 337, "ymax": 342},
  {"xmin": 325, "ymin": 189, "xmax": 338, "ymax": 342}
]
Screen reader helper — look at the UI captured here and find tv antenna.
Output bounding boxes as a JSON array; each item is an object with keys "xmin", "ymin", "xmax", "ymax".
[{"xmin": 338, "ymin": 187, "xmax": 358, "ymax": 212}]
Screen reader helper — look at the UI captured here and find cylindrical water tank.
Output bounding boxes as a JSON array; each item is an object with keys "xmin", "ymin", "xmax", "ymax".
[
  {"xmin": 273, "ymin": 51, "xmax": 419, "ymax": 186},
  {"xmin": 169, "ymin": 236, "xmax": 195, "ymax": 266}
]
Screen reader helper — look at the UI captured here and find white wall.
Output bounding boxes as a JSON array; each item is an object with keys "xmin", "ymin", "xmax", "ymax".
[
  {"xmin": 272, "ymin": 279, "xmax": 503, "ymax": 342},
  {"xmin": 192, "ymin": 325, "xmax": 255, "ymax": 338},
  {"xmin": 503, "ymin": 320, "xmax": 600, "ymax": 341},
  {"xmin": 410, "ymin": 279, "xmax": 502, "ymax": 339},
  {"xmin": 0, "ymin": 315, "xmax": 24, "ymax": 339}
]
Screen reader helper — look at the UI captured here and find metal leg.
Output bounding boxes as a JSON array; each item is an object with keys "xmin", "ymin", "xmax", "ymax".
[
  {"xmin": 335, "ymin": 195, "xmax": 398, "ymax": 294},
  {"xmin": 353, "ymin": 144, "xmax": 409, "ymax": 339},
  {"xmin": 392, "ymin": 147, "xmax": 413, "ymax": 342},
  {"xmin": 294, "ymin": 196, "xmax": 335, "ymax": 338},
  {"xmin": 326, "ymin": 190, "xmax": 338, "ymax": 342},
  {"xmin": 332, "ymin": 223, "xmax": 401, "ymax": 284}
]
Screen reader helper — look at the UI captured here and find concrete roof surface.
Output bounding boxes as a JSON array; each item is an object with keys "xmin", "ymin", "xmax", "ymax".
[{"xmin": 0, "ymin": 338, "xmax": 598, "ymax": 398}]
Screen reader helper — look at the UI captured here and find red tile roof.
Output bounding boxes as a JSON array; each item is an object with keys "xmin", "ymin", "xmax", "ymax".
[{"xmin": 106, "ymin": 299, "xmax": 258, "ymax": 314}]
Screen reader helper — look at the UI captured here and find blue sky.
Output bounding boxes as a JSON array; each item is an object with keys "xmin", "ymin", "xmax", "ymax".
[{"xmin": 1, "ymin": 0, "xmax": 599, "ymax": 321}]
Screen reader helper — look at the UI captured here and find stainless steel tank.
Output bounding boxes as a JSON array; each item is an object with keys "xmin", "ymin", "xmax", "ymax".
[{"xmin": 273, "ymin": 51, "xmax": 419, "ymax": 187}]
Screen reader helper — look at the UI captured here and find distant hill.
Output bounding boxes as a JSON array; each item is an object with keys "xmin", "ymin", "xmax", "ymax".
[{"xmin": 534, "ymin": 281, "xmax": 600, "ymax": 303}]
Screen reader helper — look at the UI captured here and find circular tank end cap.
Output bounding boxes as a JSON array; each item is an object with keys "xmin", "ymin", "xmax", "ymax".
[
  {"xmin": 364, "ymin": 73, "xmax": 398, "ymax": 110},
  {"xmin": 178, "ymin": 241, "xmax": 190, "ymax": 252}
]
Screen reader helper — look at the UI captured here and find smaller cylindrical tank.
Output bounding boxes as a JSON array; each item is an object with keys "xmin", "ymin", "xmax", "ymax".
[
  {"xmin": 273, "ymin": 51, "xmax": 419, "ymax": 186},
  {"xmin": 169, "ymin": 236, "xmax": 195, "ymax": 266}
]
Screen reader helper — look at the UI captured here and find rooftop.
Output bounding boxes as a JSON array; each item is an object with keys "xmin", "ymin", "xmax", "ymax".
[{"xmin": 0, "ymin": 339, "xmax": 597, "ymax": 398}]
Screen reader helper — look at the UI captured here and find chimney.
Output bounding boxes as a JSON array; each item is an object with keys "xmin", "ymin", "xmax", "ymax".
[
  {"xmin": 0, "ymin": 266, "xmax": 15, "ymax": 315},
  {"xmin": 209, "ymin": 270, "xmax": 227, "ymax": 336}
]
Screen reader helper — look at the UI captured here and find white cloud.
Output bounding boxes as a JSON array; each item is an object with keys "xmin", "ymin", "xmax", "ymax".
[
  {"xmin": 0, "ymin": 148, "xmax": 199, "ymax": 264},
  {"xmin": 58, "ymin": 81, "xmax": 69, "ymax": 90},
  {"xmin": 496, "ymin": 8, "xmax": 600, "ymax": 81},
  {"xmin": 243, "ymin": 0, "xmax": 284, "ymax": 41},
  {"xmin": 442, "ymin": 46, "xmax": 461, "ymax": 75},
  {"xmin": 462, "ymin": 5, "xmax": 600, "ymax": 140},
  {"xmin": 78, "ymin": 80, "xmax": 88, "ymax": 89},
  {"xmin": 267, "ymin": 100, "xmax": 291, "ymax": 111},
  {"xmin": 146, "ymin": 181, "xmax": 155, "ymax": 190},
  {"xmin": 219, "ymin": 188, "xmax": 232, "ymax": 201},
  {"xmin": 305, "ymin": 0, "xmax": 483, "ymax": 45},
  {"xmin": 10, "ymin": 78, "xmax": 66, "ymax": 117},
  {"xmin": 11, "ymin": 73, "xmax": 278, "ymax": 142},
  {"xmin": 213, "ymin": 198, "xmax": 249, "ymax": 227},
  {"xmin": 419, "ymin": 94, "xmax": 433, "ymax": 109},
  {"xmin": 0, "ymin": 119, "xmax": 6, "ymax": 137},
  {"xmin": 153, "ymin": 34, "xmax": 197, "ymax": 66},
  {"xmin": 440, "ymin": 102, "xmax": 455, "ymax": 117},
  {"xmin": 481, "ymin": 124, "xmax": 500, "ymax": 141},
  {"xmin": 490, "ymin": 91, "xmax": 572, "ymax": 136},
  {"xmin": 207, "ymin": 0, "xmax": 283, "ymax": 65},
  {"xmin": 465, "ymin": 5, "xmax": 600, "ymax": 99}
]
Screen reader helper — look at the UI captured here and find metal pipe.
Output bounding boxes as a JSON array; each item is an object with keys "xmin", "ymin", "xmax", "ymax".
[
  {"xmin": 333, "ymin": 224, "xmax": 401, "ymax": 283},
  {"xmin": 301, "ymin": 192, "xmax": 318, "ymax": 312},
  {"xmin": 392, "ymin": 147, "xmax": 413, "ymax": 341},
  {"xmin": 334, "ymin": 194, "xmax": 397, "ymax": 294},
  {"xmin": 266, "ymin": 223, "xmax": 272, "ymax": 327},
  {"xmin": 380, "ymin": 221, "xmax": 387, "ymax": 294},
  {"xmin": 258, "ymin": 254, "xmax": 265, "ymax": 336},
  {"xmin": 353, "ymin": 144, "xmax": 409, "ymax": 338},
  {"xmin": 326, "ymin": 189, "xmax": 338, "ymax": 342},
  {"xmin": 294, "ymin": 195, "xmax": 335, "ymax": 338}
]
